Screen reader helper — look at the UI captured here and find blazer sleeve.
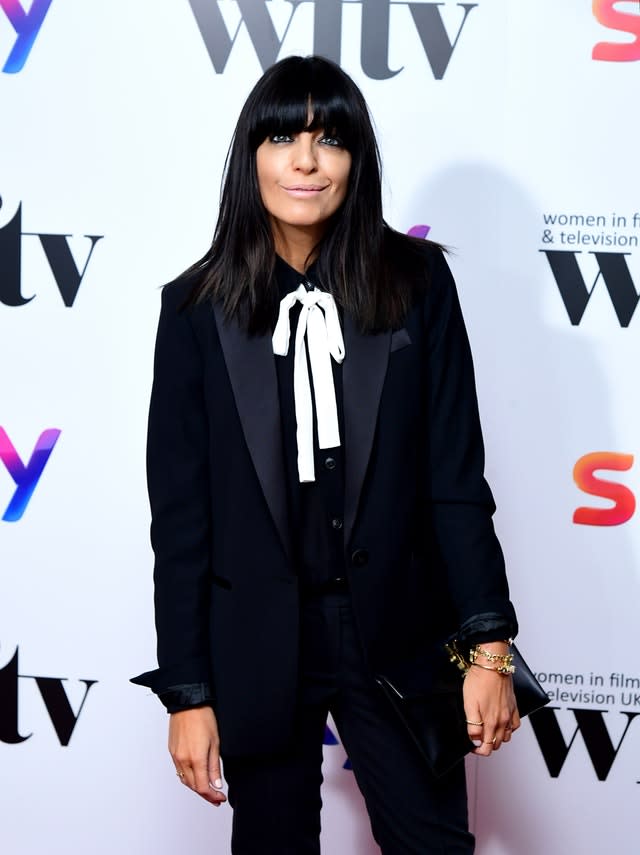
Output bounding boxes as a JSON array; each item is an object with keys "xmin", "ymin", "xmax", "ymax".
[
  {"xmin": 131, "ymin": 282, "xmax": 214, "ymax": 701},
  {"xmin": 423, "ymin": 249, "xmax": 518, "ymax": 641}
]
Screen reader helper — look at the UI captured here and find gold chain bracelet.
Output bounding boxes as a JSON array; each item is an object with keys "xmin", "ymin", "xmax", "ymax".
[{"xmin": 470, "ymin": 644, "xmax": 514, "ymax": 667}]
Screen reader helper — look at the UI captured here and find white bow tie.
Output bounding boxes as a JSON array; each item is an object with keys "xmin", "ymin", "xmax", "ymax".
[{"xmin": 272, "ymin": 284, "xmax": 345, "ymax": 482}]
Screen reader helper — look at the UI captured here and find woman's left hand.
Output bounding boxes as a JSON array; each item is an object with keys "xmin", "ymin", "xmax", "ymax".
[{"xmin": 462, "ymin": 656, "xmax": 520, "ymax": 756}]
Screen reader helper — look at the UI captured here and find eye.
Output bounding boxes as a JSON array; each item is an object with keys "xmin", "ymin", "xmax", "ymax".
[
  {"xmin": 269, "ymin": 133, "xmax": 293, "ymax": 144},
  {"xmin": 319, "ymin": 134, "xmax": 343, "ymax": 148}
]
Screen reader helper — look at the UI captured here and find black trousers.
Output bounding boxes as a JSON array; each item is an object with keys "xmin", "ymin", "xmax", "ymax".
[{"xmin": 222, "ymin": 592, "xmax": 475, "ymax": 854}]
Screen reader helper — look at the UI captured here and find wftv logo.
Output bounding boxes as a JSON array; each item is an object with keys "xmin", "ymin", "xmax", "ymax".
[
  {"xmin": 540, "ymin": 248, "xmax": 640, "ymax": 327},
  {"xmin": 187, "ymin": 0, "xmax": 478, "ymax": 80},
  {"xmin": 574, "ymin": 452, "xmax": 636, "ymax": 527},
  {"xmin": 0, "ymin": 199, "xmax": 103, "ymax": 307},
  {"xmin": 0, "ymin": 0, "xmax": 53, "ymax": 73},
  {"xmin": 593, "ymin": 0, "xmax": 640, "ymax": 62},
  {"xmin": 0, "ymin": 427, "xmax": 60, "ymax": 522},
  {"xmin": 531, "ymin": 707, "xmax": 639, "ymax": 781},
  {"xmin": 0, "ymin": 645, "xmax": 96, "ymax": 746}
]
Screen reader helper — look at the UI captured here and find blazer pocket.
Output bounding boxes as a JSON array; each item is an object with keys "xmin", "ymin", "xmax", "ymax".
[
  {"xmin": 212, "ymin": 574, "xmax": 232, "ymax": 591},
  {"xmin": 390, "ymin": 328, "xmax": 412, "ymax": 353}
]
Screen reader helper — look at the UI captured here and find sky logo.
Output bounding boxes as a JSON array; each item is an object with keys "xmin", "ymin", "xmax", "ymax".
[
  {"xmin": 592, "ymin": 0, "xmax": 640, "ymax": 62},
  {"xmin": 0, "ymin": 0, "xmax": 54, "ymax": 73},
  {"xmin": 0, "ymin": 427, "xmax": 61, "ymax": 522},
  {"xmin": 573, "ymin": 451, "xmax": 636, "ymax": 526}
]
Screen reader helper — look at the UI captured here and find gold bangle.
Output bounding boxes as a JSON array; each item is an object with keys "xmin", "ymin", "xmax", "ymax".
[{"xmin": 471, "ymin": 661, "xmax": 516, "ymax": 676}]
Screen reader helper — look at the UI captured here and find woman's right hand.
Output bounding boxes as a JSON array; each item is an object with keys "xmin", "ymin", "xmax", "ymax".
[{"xmin": 169, "ymin": 706, "xmax": 227, "ymax": 807}]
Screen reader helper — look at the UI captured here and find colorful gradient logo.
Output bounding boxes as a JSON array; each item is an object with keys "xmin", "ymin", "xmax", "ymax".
[
  {"xmin": 573, "ymin": 452, "xmax": 636, "ymax": 526},
  {"xmin": 0, "ymin": 0, "xmax": 54, "ymax": 74},
  {"xmin": 593, "ymin": 0, "xmax": 640, "ymax": 62},
  {"xmin": 0, "ymin": 427, "xmax": 61, "ymax": 522}
]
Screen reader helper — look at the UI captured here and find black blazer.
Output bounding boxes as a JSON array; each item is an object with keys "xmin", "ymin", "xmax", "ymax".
[{"xmin": 133, "ymin": 246, "xmax": 517, "ymax": 756}]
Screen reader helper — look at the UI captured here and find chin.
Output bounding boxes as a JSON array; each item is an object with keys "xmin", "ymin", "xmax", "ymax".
[{"xmin": 279, "ymin": 216, "xmax": 330, "ymax": 229}]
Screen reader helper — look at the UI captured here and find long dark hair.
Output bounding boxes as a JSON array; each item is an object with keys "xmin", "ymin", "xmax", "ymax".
[{"xmin": 186, "ymin": 55, "xmax": 431, "ymax": 333}]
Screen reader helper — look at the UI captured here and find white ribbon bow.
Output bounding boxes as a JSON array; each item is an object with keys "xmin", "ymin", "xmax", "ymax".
[{"xmin": 272, "ymin": 284, "xmax": 345, "ymax": 482}]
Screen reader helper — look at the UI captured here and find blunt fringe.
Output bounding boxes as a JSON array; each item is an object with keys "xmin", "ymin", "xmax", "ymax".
[{"xmin": 185, "ymin": 55, "xmax": 434, "ymax": 333}]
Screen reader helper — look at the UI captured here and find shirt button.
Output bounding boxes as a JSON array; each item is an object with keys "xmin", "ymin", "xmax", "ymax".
[
  {"xmin": 324, "ymin": 457, "xmax": 336, "ymax": 471},
  {"xmin": 331, "ymin": 517, "xmax": 343, "ymax": 530},
  {"xmin": 351, "ymin": 549, "xmax": 369, "ymax": 567}
]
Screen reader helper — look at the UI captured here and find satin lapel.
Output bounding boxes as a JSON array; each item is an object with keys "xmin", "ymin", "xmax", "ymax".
[
  {"xmin": 343, "ymin": 314, "xmax": 391, "ymax": 548},
  {"xmin": 214, "ymin": 304, "xmax": 292, "ymax": 564}
]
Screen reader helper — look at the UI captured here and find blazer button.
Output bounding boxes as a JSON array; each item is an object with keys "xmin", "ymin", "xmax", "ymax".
[
  {"xmin": 351, "ymin": 549, "xmax": 369, "ymax": 567},
  {"xmin": 324, "ymin": 457, "xmax": 336, "ymax": 471}
]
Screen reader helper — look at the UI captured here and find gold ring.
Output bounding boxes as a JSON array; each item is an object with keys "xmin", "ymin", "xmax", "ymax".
[
  {"xmin": 465, "ymin": 719, "xmax": 484, "ymax": 727},
  {"xmin": 483, "ymin": 737, "xmax": 497, "ymax": 745},
  {"xmin": 176, "ymin": 770, "xmax": 185, "ymax": 779}
]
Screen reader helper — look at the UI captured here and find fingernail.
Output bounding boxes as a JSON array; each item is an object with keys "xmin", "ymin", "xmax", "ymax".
[{"xmin": 214, "ymin": 778, "xmax": 223, "ymax": 789}]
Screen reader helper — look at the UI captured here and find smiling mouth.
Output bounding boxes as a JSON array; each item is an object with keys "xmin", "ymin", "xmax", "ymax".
[{"xmin": 282, "ymin": 185, "xmax": 328, "ymax": 192}]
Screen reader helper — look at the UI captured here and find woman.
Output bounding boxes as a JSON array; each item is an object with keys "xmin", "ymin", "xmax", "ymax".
[{"xmin": 133, "ymin": 55, "xmax": 519, "ymax": 854}]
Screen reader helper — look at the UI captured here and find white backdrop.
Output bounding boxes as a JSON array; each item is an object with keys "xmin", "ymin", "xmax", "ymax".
[{"xmin": 1, "ymin": 1, "xmax": 639, "ymax": 853}]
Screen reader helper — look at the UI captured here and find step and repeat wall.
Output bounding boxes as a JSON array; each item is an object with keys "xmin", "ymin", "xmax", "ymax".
[{"xmin": 1, "ymin": 1, "xmax": 638, "ymax": 853}]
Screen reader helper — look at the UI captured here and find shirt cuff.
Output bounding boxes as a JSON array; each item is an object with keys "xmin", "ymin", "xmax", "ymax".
[
  {"xmin": 158, "ymin": 682, "xmax": 214, "ymax": 714},
  {"xmin": 457, "ymin": 612, "xmax": 517, "ymax": 647}
]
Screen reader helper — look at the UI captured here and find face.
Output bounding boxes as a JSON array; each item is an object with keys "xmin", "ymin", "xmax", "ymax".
[{"xmin": 255, "ymin": 129, "xmax": 352, "ymax": 242}]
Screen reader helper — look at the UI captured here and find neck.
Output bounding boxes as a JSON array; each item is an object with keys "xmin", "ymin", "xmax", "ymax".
[{"xmin": 271, "ymin": 221, "xmax": 325, "ymax": 274}]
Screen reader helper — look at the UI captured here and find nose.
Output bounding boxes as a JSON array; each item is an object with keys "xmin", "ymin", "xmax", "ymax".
[{"xmin": 292, "ymin": 135, "xmax": 317, "ymax": 173}]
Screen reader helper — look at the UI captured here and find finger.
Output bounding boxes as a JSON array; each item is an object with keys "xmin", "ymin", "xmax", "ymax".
[
  {"xmin": 171, "ymin": 748, "xmax": 195, "ymax": 790},
  {"xmin": 500, "ymin": 707, "xmax": 519, "ymax": 745},
  {"xmin": 464, "ymin": 708, "xmax": 485, "ymax": 744},
  {"xmin": 473, "ymin": 718, "xmax": 501, "ymax": 755},
  {"xmin": 472, "ymin": 736, "xmax": 495, "ymax": 757},
  {"xmin": 179, "ymin": 763, "xmax": 197, "ymax": 791},
  {"xmin": 494, "ymin": 706, "xmax": 516, "ymax": 749},
  {"xmin": 191, "ymin": 759, "xmax": 221, "ymax": 805},
  {"xmin": 493, "ymin": 730, "xmax": 505, "ymax": 750},
  {"xmin": 492, "ymin": 719, "xmax": 509, "ymax": 750},
  {"xmin": 208, "ymin": 747, "xmax": 227, "ymax": 806},
  {"xmin": 467, "ymin": 724, "xmax": 484, "ymax": 743},
  {"xmin": 503, "ymin": 710, "xmax": 518, "ymax": 742},
  {"xmin": 174, "ymin": 766, "xmax": 189, "ymax": 787},
  {"xmin": 209, "ymin": 787, "xmax": 226, "ymax": 805}
]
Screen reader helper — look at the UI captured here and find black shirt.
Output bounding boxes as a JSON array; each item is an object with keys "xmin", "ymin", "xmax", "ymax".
[{"xmin": 273, "ymin": 255, "xmax": 346, "ymax": 588}]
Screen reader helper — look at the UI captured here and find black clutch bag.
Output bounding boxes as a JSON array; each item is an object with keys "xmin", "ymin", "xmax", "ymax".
[{"xmin": 375, "ymin": 642, "xmax": 549, "ymax": 777}]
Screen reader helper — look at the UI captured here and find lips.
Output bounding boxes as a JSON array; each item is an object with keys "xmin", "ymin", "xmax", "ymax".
[{"xmin": 282, "ymin": 184, "xmax": 328, "ymax": 192}]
